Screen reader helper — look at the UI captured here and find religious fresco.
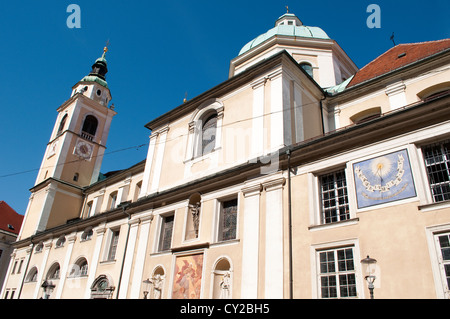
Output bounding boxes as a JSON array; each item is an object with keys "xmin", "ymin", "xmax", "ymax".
[{"xmin": 172, "ymin": 253, "xmax": 204, "ymax": 299}]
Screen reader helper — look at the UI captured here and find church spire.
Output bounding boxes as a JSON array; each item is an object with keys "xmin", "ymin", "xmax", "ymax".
[{"xmin": 80, "ymin": 46, "xmax": 109, "ymax": 88}]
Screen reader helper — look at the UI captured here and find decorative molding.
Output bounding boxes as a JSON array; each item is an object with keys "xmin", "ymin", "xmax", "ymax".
[
  {"xmin": 262, "ymin": 178, "xmax": 286, "ymax": 192},
  {"xmin": 268, "ymin": 68, "xmax": 283, "ymax": 81},
  {"xmin": 385, "ymin": 81, "xmax": 406, "ymax": 96},
  {"xmin": 251, "ymin": 76, "xmax": 269, "ymax": 89},
  {"xmin": 242, "ymin": 184, "xmax": 262, "ymax": 197},
  {"xmin": 67, "ymin": 234, "xmax": 77, "ymax": 243}
]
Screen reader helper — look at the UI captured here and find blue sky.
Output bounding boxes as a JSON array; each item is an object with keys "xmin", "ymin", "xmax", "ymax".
[{"xmin": 0, "ymin": 0, "xmax": 449, "ymax": 216}]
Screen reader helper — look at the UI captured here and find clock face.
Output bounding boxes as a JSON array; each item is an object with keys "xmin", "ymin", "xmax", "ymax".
[
  {"xmin": 75, "ymin": 140, "xmax": 93, "ymax": 159},
  {"xmin": 48, "ymin": 140, "xmax": 58, "ymax": 158},
  {"xmin": 353, "ymin": 149, "xmax": 416, "ymax": 209}
]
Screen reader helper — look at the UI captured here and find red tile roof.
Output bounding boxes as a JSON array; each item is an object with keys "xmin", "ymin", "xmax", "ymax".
[
  {"xmin": 0, "ymin": 201, "xmax": 24, "ymax": 235},
  {"xmin": 348, "ymin": 39, "xmax": 450, "ymax": 88}
]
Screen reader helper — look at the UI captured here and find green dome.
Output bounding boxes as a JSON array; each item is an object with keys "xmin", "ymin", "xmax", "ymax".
[{"xmin": 239, "ymin": 14, "xmax": 330, "ymax": 56}]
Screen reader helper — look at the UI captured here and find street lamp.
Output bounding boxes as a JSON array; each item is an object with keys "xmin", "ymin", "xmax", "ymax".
[
  {"xmin": 360, "ymin": 255, "xmax": 377, "ymax": 299},
  {"xmin": 41, "ymin": 280, "xmax": 56, "ymax": 299},
  {"xmin": 142, "ymin": 278, "xmax": 152, "ymax": 299}
]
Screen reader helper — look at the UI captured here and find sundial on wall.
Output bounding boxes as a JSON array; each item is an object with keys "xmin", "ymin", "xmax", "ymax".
[{"xmin": 353, "ymin": 149, "xmax": 416, "ymax": 209}]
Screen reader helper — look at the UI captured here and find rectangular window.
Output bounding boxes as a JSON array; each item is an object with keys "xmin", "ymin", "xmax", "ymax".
[
  {"xmin": 318, "ymin": 247, "xmax": 357, "ymax": 298},
  {"xmin": 437, "ymin": 233, "xmax": 450, "ymax": 292},
  {"xmin": 86, "ymin": 201, "xmax": 93, "ymax": 217},
  {"xmin": 159, "ymin": 214, "xmax": 174, "ymax": 252},
  {"xmin": 109, "ymin": 192, "xmax": 118, "ymax": 210},
  {"xmin": 107, "ymin": 230, "xmax": 120, "ymax": 261},
  {"xmin": 17, "ymin": 259, "xmax": 24, "ymax": 274},
  {"xmin": 319, "ymin": 170, "xmax": 350, "ymax": 224},
  {"xmin": 422, "ymin": 141, "xmax": 450, "ymax": 202},
  {"xmin": 218, "ymin": 198, "xmax": 238, "ymax": 242},
  {"xmin": 11, "ymin": 261, "xmax": 17, "ymax": 274}
]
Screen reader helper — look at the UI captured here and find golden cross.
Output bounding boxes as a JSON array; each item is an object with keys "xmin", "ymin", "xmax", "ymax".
[
  {"xmin": 104, "ymin": 39, "xmax": 110, "ymax": 53},
  {"xmin": 285, "ymin": 5, "xmax": 289, "ymax": 13}
]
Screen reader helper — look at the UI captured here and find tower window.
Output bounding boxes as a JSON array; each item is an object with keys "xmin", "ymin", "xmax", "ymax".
[
  {"xmin": 57, "ymin": 114, "xmax": 68, "ymax": 135},
  {"xmin": 300, "ymin": 62, "xmax": 314, "ymax": 78},
  {"xmin": 73, "ymin": 173, "xmax": 79, "ymax": 182},
  {"xmin": 81, "ymin": 115, "xmax": 98, "ymax": 140}
]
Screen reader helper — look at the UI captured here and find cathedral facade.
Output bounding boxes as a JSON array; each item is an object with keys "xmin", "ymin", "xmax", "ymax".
[{"xmin": 2, "ymin": 12, "xmax": 450, "ymax": 299}]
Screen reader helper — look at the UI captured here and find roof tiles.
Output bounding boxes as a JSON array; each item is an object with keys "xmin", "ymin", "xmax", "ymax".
[{"xmin": 348, "ymin": 39, "xmax": 450, "ymax": 88}]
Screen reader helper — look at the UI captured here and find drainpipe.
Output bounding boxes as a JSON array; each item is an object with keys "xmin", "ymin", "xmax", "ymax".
[
  {"xmin": 17, "ymin": 236, "xmax": 35, "ymax": 299},
  {"xmin": 320, "ymin": 96, "xmax": 326, "ymax": 135},
  {"xmin": 286, "ymin": 149, "xmax": 294, "ymax": 299},
  {"xmin": 115, "ymin": 201, "xmax": 131, "ymax": 299}
]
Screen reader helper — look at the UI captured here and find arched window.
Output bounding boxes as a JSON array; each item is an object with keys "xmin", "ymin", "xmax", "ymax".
[
  {"xmin": 69, "ymin": 258, "xmax": 88, "ymax": 277},
  {"xmin": 26, "ymin": 267, "xmax": 38, "ymax": 282},
  {"xmin": 417, "ymin": 82, "xmax": 450, "ymax": 102},
  {"xmin": 200, "ymin": 113, "xmax": 217, "ymax": 156},
  {"xmin": 90, "ymin": 275, "xmax": 115, "ymax": 299},
  {"xmin": 350, "ymin": 107, "xmax": 382, "ymax": 124},
  {"xmin": 300, "ymin": 62, "xmax": 314, "ymax": 78},
  {"xmin": 187, "ymin": 99, "xmax": 224, "ymax": 161},
  {"xmin": 81, "ymin": 115, "xmax": 98, "ymax": 140},
  {"xmin": 55, "ymin": 235, "xmax": 66, "ymax": 248},
  {"xmin": 57, "ymin": 114, "xmax": 68, "ymax": 135},
  {"xmin": 46, "ymin": 263, "xmax": 61, "ymax": 280},
  {"xmin": 35, "ymin": 242, "xmax": 44, "ymax": 253},
  {"xmin": 81, "ymin": 227, "xmax": 93, "ymax": 241}
]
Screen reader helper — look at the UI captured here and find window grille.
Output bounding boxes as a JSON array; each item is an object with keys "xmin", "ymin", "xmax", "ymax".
[
  {"xmin": 218, "ymin": 198, "xmax": 238, "ymax": 241},
  {"xmin": 159, "ymin": 215, "xmax": 174, "ymax": 252},
  {"xmin": 318, "ymin": 247, "xmax": 357, "ymax": 298},
  {"xmin": 319, "ymin": 170, "xmax": 349, "ymax": 224},
  {"xmin": 422, "ymin": 140, "xmax": 450, "ymax": 202},
  {"xmin": 437, "ymin": 234, "xmax": 450, "ymax": 291}
]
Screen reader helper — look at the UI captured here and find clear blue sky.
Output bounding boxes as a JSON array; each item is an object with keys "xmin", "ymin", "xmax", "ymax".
[{"xmin": 0, "ymin": 0, "xmax": 449, "ymax": 216}]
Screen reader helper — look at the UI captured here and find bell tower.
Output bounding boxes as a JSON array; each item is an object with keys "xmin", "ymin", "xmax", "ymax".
[{"xmin": 18, "ymin": 47, "xmax": 117, "ymax": 240}]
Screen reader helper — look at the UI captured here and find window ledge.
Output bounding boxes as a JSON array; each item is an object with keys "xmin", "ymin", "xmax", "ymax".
[
  {"xmin": 184, "ymin": 147, "xmax": 221, "ymax": 164},
  {"xmin": 150, "ymin": 250, "xmax": 172, "ymax": 257},
  {"xmin": 419, "ymin": 200, "xmax": 450, "ymax": 212},
  {"xmin": 210, "ymin": 239, "xmax": 240, "ymax": 248},
  {"xmin": 67, "ymin": 275, "xmax": 88, "ymax": 279},
  {"xmin": 308, "ymin": 218, "xmax": 359, "ymax": 231}
]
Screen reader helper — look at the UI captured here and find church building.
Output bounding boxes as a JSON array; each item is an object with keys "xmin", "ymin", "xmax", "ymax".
[{"xmin": 2, "ymin": 12, "xmax": 450, "ymax": 299}]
